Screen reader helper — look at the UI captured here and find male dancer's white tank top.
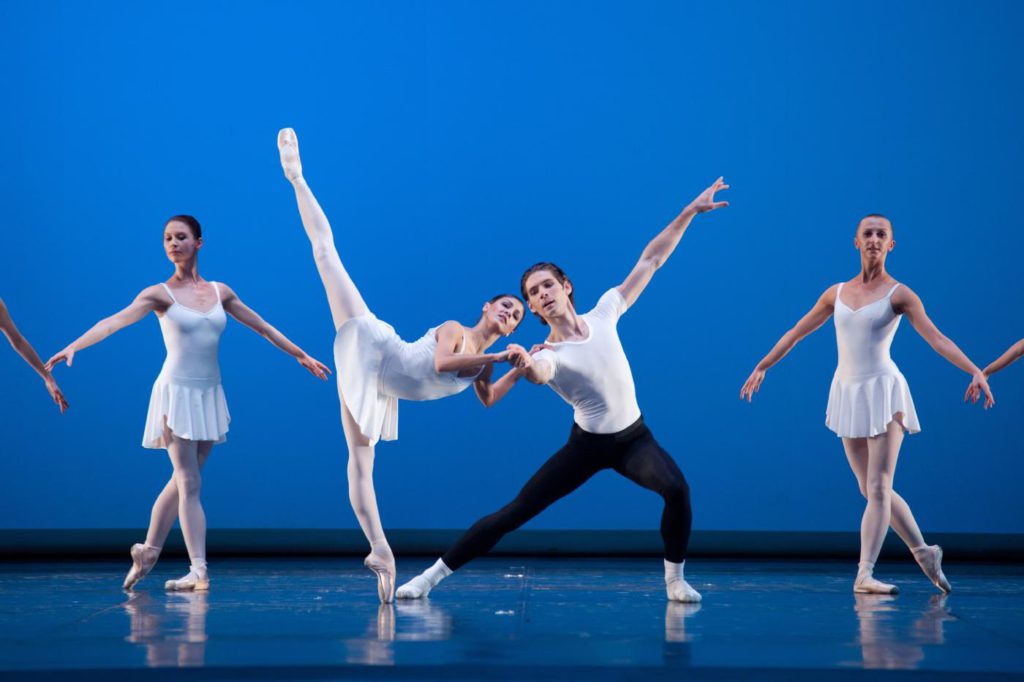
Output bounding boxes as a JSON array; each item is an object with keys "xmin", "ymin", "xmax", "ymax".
[
  {"xmin": 825, "ymin": 282, "xmax": 920, "ymax": 438},
  {"xmin": 532, "ymin": 288, "xmax": 641, "ymax": 433},
  {"xmin": 142, "ymin": 282, "xmax": 231, "ymax": 448},
  {"xmin": 334, "ymin": 314, "xmax": 481, "ymax": 445}
]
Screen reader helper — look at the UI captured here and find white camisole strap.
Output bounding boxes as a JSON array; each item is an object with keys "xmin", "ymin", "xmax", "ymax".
[
  {"xmin": 211, "ymin": 282, "xmax": 221, "ymax": 303},
  {"xmin": 160, "ymin": 282, "xmax": 178, "ymax": 303}
]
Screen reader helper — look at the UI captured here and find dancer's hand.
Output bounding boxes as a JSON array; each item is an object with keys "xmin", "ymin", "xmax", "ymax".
[
  {"xmin": 298, "ymin": 354, "xmax": 331, "ymax": 380},
  {"xmin": 530, "ymin": 343, "xmax": 554, "ymax": 354},
  {"xmin": 44, "ymin": 375, "xmax": 69, "ymax": 413},
  {"xmin": 740, "ymin": 367, "xmax": 765, "ymax": 402},
  {"xmin": 490, "ymin": 350, "xmax": 512, "ymax": 363},
  {"xmin": 506, "ymin": 344, "xmax": 534, "ymax": 371},
  {"xmin": 45, "ymin": 346, "xmax": 76, "ymax": 370},
  {"xmin": 964, "ymin": 371, "xmax": 995, "ymax": 409},
  {"xmin": 686, "ymin": 177, "xmax": 730, "ymax": 215}
]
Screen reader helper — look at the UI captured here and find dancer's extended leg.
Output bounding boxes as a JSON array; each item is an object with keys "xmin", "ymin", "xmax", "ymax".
[
  {"xmin": 278, "ymin": 128, "xmax": 368, "ymax": 331},
  {"xmin": 397, "ymin": 440, "xmax": 603, "ymax": 599},
  {"xmin": 163, "ymin": 429, "xmax": 209, "ymax": 591},
  {"xmin": 843, "ymin": 428, "xmax": 950, "ymax": 593},
  {"xmin": 614, "ymin": 435, "xmax": 700, "ymax": 602},
  {"xmin": 343, "ymin": 400, "xmax": 395, "ymax": 603},
  {"xmin": 124, "ymin": 443, "xmax": 213, "ymax": 590}
]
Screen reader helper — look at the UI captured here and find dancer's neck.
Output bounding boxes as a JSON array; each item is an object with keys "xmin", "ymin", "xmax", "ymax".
[
  {"xmin": 170, "ymin": 261, "xmax": 202, "ymax": 284},
  {"xmin": 465, "ymin": 321, "xmax": 502, "ymax": 353},
  {"xmin": 545, "ymin": 308, "xmax": 587, "ymax": 343},
  {"xmin": 857, "ymin": 260, "xmax": 888, "ymax": 285}
]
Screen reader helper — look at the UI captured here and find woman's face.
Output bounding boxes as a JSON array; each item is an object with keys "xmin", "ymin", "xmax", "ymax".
[
  {"xmin": 164, "ymin": 221, "xmax": 202, "ymax": 263},
  {"xmin": 854, "ymin": 217, "xmax": 894, "ymax": 263},
  {"xmin": 484, "ymin": 296, "xmax": 525, "ymax": 336},
  {"xmin": 524, "ymin": 269, "xmax": 572, "ymax": 322}
]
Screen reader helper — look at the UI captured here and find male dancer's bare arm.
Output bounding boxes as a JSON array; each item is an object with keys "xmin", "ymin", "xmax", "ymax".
[
  {"xmin": 219, "ymin": 284, "xmax": 331, "ymax": 380},
  {"xmin": 618, "ymin": 177, "xmax": 729, "ymax": 307},
  {"xmin": 740, "ymin": 286, "xmax": 836, "ymax": 401},
  {"xmin": 46, "ymin": 287, "xmax": 164, "ymax": 369},
  {"xmin": 892, "ymin": 286, "xmax": 993, "ymax": 408},
  {"xmin": 983, "ymin": 339, "xmax": 1024, "ymax": 377},
  {"xmin": 434, "ymin": 322, "xmax": 510, "ymax": 373},
  {"xmin": 0, "ymin": 298, "xmax": 69, "ymax": 412}
]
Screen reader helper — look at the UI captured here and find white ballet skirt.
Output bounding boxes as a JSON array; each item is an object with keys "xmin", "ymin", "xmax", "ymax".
[
  {"xmin": 825, "ymin": 282, "xmax": 921, "ymax": 439},
  {"xmin": 333, "ymin": 314, "xmax": 479, "ymax": 445},
  {"xmin": 143, "ymin": 283, "xmax": 231, "ymax": 449}
]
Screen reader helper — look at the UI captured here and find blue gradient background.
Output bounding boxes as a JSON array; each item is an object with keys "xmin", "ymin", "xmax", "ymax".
[{"xmin": 1, "ymin": 1, "xmax": 1021, "ymax": 533}]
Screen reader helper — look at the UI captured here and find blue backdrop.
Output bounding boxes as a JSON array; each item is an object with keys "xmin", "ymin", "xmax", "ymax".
[{"xmin": 2, "ymin": 1, "xmax": 1021, "ymax": 534}]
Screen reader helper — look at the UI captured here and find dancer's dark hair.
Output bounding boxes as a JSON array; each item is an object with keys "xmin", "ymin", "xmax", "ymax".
[{"xmin": 165, "ymin": 215, "xmax": 202, "ymax": 239}]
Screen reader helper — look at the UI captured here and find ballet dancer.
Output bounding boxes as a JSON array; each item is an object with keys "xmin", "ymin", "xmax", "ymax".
[
  {"xmin": 740, "ymin": 214, "xmax": 993, "ymax": 595},
  {"xmin": 981, "ymin": 339, "xmax": 1024, "ymax": 379},
  {"xmin": 277, "ymin": 128, "xmax": 525, "ymax": 603},
  {"xmin": 0, "ymin": 297, "xmax": 68, "ymax": 412},
  {"xmin": 47, "ymin": 215, "xmax": 329, "ymax": 591},
  {"xmin": 396, "ymin": 177, "xmax": 731, "ymax": 603}
]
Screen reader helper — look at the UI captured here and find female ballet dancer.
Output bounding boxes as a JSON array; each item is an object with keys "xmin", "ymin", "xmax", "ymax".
[
  {"xmin": 981, "ymin": 339, "xmax": 1024, "ymax": 379},
  {"xmin": 277, "ymin": 128, "xmax": 525, "ymax": 603},
  {"xmin": 0, "ymin": 297, "xmax": 68, "ymax": 412},
  {"xmin": 396, "ymin": 177, "xmax": 730, "ymax": 603},
  {"xmin": 47, "ymin": 214, "xmax": 329, "ymax": 591},
  {"xmin": 740, "ymin": 214, "xmax": 993, "ymax": 594}
]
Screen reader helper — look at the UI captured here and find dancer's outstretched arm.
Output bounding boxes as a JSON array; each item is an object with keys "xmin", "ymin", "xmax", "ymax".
[
  {"xmin": 892, "ymin": 286, "xmax": 994, "ymax": 408},
  {"xmin": 46, "ymin": 286, "xmax": 166, "ymax": 369},
  {"xmin": 219, "ymin": 284, "xmax": 331, "ymax": 380},
  {"xmin": 0, "ymin": 297, "xmax": 68, "ymax": 412},
  {"xmin": 434, "ymin": 322, "xmax": 511, "ymax": 374},
  {"xmin": 618, "ymin": 177, "xmax": 729, "ymax": 307},
  {"xmin": 740, "ymin": 286, "xmax": 837, "ymax": 401},
  {"xmin": 983, "ymin": 339, "xmax": 1024, "ymax": 377}
]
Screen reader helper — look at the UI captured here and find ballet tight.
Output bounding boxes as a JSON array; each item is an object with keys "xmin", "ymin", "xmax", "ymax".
[
  {"xmin": 143, "ymin": 430, "xmax": 213, "ymax": 567},
  {"xmin": 842, "ymin": 417, "xmax": 928, "ymax": 567},
  {"xmin": 443, "ymin": 417, "xmax": 691, "ymax": 570},
  {"xmin": 282, "ymin": 133, "xmax": 391, "ymax": 564}
]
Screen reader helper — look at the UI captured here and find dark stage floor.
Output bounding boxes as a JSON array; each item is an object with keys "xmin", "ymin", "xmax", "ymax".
[{"xmin": 0, "ymin": 558, "xmax": 1021, "ymax": 680}]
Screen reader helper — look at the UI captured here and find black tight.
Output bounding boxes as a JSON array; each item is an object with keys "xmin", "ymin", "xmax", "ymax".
[{"xmin": 443, "ymin": 418, "xmax": 692, "ymax": 569}]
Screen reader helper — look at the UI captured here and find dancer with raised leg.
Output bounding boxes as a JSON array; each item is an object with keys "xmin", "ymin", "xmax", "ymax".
[
  {"xmin": 0, "ymin": 297, "xmax": 68, "ymax": 412},
  {"xmin": 740, "ymin": 214, "xmax": 993, "ymax": 595},
  {"xmin": 396, "ymin": 177, "xmax": 730, "ymax": 603},
  {"xmin": 47, "ymin": 215, "xmax": 329, "ymax": 591},
  {"xmin": 277, "ymin": 128, "xmax": 525, "ymax": 603}
]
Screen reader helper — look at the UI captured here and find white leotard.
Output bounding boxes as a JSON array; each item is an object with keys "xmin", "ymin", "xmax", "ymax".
[
  {"xmin": 334, "ymin": 315, "xmax": 481, "ymax": 445},
  {"xmin": 825, "ymin": 282, "xmax": 920, "ymax": 438},
  {"xmin": 532, "ymin": 288, "xmax": 641, "ymax": 434},
  {"xmin": 142, "ymin": 282, "xmax": 231, "ymax": 448}
]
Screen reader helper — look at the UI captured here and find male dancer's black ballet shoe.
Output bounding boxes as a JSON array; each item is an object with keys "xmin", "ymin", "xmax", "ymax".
[
  {"xmin": 123, "ymin": 543, "xmax": 160, "ymax": 591},
  {"xmin": 365, "ymin": 554, "xmax": 396, "ymax": 604}
]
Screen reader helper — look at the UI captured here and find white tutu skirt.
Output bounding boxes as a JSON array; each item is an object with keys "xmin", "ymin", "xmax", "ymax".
[
  {"xmin": 333, "ymin": 314, "xmax": 401, "ymax": 446},
  {"xmin": 825, "ymin": 370, "xmax": 921, "ymax": 438},
  {"xmin": 143, "ymin": 375, "xmax": 231, "ymax": 449}
]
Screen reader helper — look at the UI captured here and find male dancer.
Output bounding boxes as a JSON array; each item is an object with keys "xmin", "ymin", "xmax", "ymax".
[{"xmin": 396, "ymin": 178, "xmax": 729, "ymax": 602}]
